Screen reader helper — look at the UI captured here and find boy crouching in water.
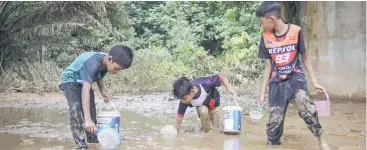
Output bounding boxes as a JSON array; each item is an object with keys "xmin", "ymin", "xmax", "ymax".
[{"xmin": 172, "ymin": 74, "xmax": 236, "ymax": 133}]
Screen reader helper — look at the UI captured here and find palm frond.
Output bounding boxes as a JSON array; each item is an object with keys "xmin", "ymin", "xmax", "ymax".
[
  {"xmin": 0, "ymin": 1, "xmax": 25, "ymax": 26},
  {"xmin": 77, "ymin": 13, "xmax": 108, "ymax": 30},
  {"xmin": 9, "ymin": 2, "xmax": 109, "ymax": 32},
  {"xmin": 93, "ymin": 1, "xmax": 107, "ymax": 14},
  {"xmin": 14, "ymin": 22, "xmax": 87, "ymax": 40},
  {"xmin": 105, "ymin": 2, "xmax": 130, "ymax": 29},
  {"xmin": 0, "ymin": 1, "xmax": 10, "ymax": 15}
]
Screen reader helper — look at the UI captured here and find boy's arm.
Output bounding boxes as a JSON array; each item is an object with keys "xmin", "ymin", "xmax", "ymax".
[
  {"xmin": 80, "ymin": 58, "xmax": 99, "ymax": 133},
  {"xmin": 301, "ymin": 54, "xmax": 317, "ymax": 85},
  {"xmin": 82, "ymin": 81, "xmax": 96, "ymax": 133},
  {"xmin": 298, "ymin": 30, "xmax": 326, "ymax": 93},
  {"xmin": 175, "ymin": 116, "xmax": 184, "ymax": 133},
  {"xmin": 301, "ymin": 54, "xmax": 326, "ymax": 93},
  {"xmin": 175, "ymin": 102, "xmax": 188, "ymax": 133},
  {"xmin": 97, "ymin": 79, "xmax": 106, "ymax": 92},
  {"xmin": 97, "ymin": 79, "xmax": 110, "ymax": 102},
  {"xmin": 258, "ymin": 36, "xmax": 272, "ymax": 106},
  {"xmin": 260, "ymin": 60, "xmax": 272, "ymax": 105},
  {"xmin": 218, "ymin": 74, "xmax": 236, "ymax": 97}
]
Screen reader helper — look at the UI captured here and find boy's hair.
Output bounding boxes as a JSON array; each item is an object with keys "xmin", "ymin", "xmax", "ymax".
[
  {"xmin": 109, "ymin": 45, "xmax": 134, "ymax": 69},
  {"xmin": 256, "ymin": 1, "xmax": 282, "ymax": 19},
  {"xmin": 173, "ymin": 77, "xmax": 193, "ymax": 99}
]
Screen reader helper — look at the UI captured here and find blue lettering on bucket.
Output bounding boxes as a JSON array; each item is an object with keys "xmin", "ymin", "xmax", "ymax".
[{"xmin": 97, "ymin": 117, "xmax": 120, "ymax": 133}]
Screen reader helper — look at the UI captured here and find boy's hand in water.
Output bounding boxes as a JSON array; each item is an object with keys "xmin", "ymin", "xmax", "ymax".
[{"xmin": 85, "ymin": 119, "xmax": 96, "ymax": 134}]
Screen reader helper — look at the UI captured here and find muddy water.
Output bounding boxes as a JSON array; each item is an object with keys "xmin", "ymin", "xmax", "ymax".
[{"xmin": 0, "ymin": 93, "xmax": 365, "ymax": 150}]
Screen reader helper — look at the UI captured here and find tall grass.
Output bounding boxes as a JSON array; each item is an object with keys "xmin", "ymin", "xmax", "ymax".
[
  {"xmin": 0, "ymin": 46, "xmax": 264, "ymax": 97},
  {"xmin": 0, "ymin": 61, "xmax": 61, "ymax": 94}
]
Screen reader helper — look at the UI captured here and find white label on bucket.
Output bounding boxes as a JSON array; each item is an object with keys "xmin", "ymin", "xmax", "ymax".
[
  {"xmin": 224, "ymin": 119, "xmax": 233, "ymax": 130},
  {"xmin": 98, "ymin": 117, "xmax": 111, "ymax": 123}
]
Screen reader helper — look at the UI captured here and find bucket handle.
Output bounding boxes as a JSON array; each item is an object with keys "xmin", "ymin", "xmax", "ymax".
[
  {"xmin": 257, "ymin": 101, "xmax": 265, "ymax": 111},
  {"xmin": 227, "ymin": 96, "xmax": 239, "ymax": 107},
  {"xmin": 325, "ymin": 92, "xmax": 330, "ymax": 110},
  {"xmin": 314, "ymin": 92, "xmax": 330, "ymax": 110},
  {"xmin": 100, "ymin": 99, "xmax": 118, "ymax": 112},
  {"xmin": 109, "ymin": 99, "xmax": 118, "ymax": 112}
]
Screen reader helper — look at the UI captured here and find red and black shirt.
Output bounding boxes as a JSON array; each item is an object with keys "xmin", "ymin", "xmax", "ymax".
[
  {"xmin": 258, "ymin": 24, "xmax": 307, "ymax": 84},
  {"xmin": 177, "ymin": 74, "xmax": 223, "ymax": 118}
]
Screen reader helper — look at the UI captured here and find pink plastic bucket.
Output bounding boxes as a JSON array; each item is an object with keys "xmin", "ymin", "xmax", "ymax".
[{"xmin": 313, "ymin": 93, "xmax": 331, "ymax": 117}]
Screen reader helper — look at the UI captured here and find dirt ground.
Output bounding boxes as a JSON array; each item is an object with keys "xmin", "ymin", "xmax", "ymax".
[{"xmin": 0, "ymin": 92, "xmax": 365, "ymax": 150}]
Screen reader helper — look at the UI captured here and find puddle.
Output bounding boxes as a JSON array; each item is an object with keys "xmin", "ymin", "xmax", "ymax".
[{"xmin": 0, "ymin": 93, "xmax": 365, "ymax": 150}]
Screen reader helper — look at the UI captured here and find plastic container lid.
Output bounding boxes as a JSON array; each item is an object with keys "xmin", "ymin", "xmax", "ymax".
[{"xmin": 249, "ymin": 108, "xmax": 263, "ymax": 121}]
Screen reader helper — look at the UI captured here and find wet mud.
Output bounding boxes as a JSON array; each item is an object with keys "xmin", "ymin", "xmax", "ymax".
[{"xmin": 0, "ymin": 92, "xmax": 365, "ymax": 150}]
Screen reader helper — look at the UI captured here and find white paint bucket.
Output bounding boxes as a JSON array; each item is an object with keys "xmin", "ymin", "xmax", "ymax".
[
  {"xmin": 97, "ymin": 100, "xmax": 121, "ymax": 150},
  {"xmin": 222, "ymin": 98, "xmax": 242, "ymax": 134},
  {"xmin": 97, "ymin": 110, "xmax": 120, "ymax": 133}
]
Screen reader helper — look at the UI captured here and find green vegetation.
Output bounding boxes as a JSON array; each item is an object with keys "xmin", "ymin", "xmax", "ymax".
[{"xmin": 0, "ymin": 1, "xmax": 264, "ymax": 95}]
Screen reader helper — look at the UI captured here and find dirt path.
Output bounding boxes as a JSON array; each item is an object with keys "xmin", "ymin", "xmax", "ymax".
[{"xmin": 0, "ymin": 92, "xmax": 365, "ymax": 150}]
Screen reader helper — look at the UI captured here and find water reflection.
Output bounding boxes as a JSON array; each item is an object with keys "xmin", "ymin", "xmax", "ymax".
[{"xmin": 223, "ymin": 138, "xmax": 240, "ymax": 150}]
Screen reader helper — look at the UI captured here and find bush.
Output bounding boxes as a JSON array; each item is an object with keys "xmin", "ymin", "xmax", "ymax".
[{"xmin": 103, "ymin": 46, "xmax": 177, "ymax": 93}]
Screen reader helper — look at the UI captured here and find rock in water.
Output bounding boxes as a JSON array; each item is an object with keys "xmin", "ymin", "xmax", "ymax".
[{"xmin": 160, "ymin": 125, "xmax": 177, "ymax": 136}]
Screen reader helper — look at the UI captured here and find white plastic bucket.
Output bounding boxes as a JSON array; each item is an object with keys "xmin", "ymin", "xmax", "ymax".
[
  {"xmin": 96, "ymin": 100, "xmax": 122, "ymax": 150},
  {"xmin": 222, "ymin": 105, "xmax": 242, "ymax": 134},
  {"xmin": 97, "ymin": 110, "xmax": 120, "ymax": 133}
]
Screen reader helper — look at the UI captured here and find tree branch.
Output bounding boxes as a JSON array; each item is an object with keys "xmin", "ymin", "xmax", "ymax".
[{"xmin": 0, "ymin": 48, "xmax": 4, "ymax": 74}]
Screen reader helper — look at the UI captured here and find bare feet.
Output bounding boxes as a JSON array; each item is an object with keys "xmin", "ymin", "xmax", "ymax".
[{"xmin": 318, "ymin": 135, "xmax": 330, "ymax": 150}]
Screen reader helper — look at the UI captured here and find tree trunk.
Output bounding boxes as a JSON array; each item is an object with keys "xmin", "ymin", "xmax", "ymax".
[
  {"xmin": 0, "ymin": 48, "xmax": 4, "ymax": 74},
  {"xmin": 281, "ymin": 2, "xmax": 307, "ymax": 26}
]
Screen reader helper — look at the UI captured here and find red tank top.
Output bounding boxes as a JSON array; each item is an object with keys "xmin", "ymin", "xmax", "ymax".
[{"xmin": 263, "ymin": 24, "xmax": 304, "ymax": 83}]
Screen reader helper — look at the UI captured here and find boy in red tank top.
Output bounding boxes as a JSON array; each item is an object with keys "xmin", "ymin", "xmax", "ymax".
[{"xmin": 256, "ymin": 2, "xmax": 330, "ymax": 150}]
